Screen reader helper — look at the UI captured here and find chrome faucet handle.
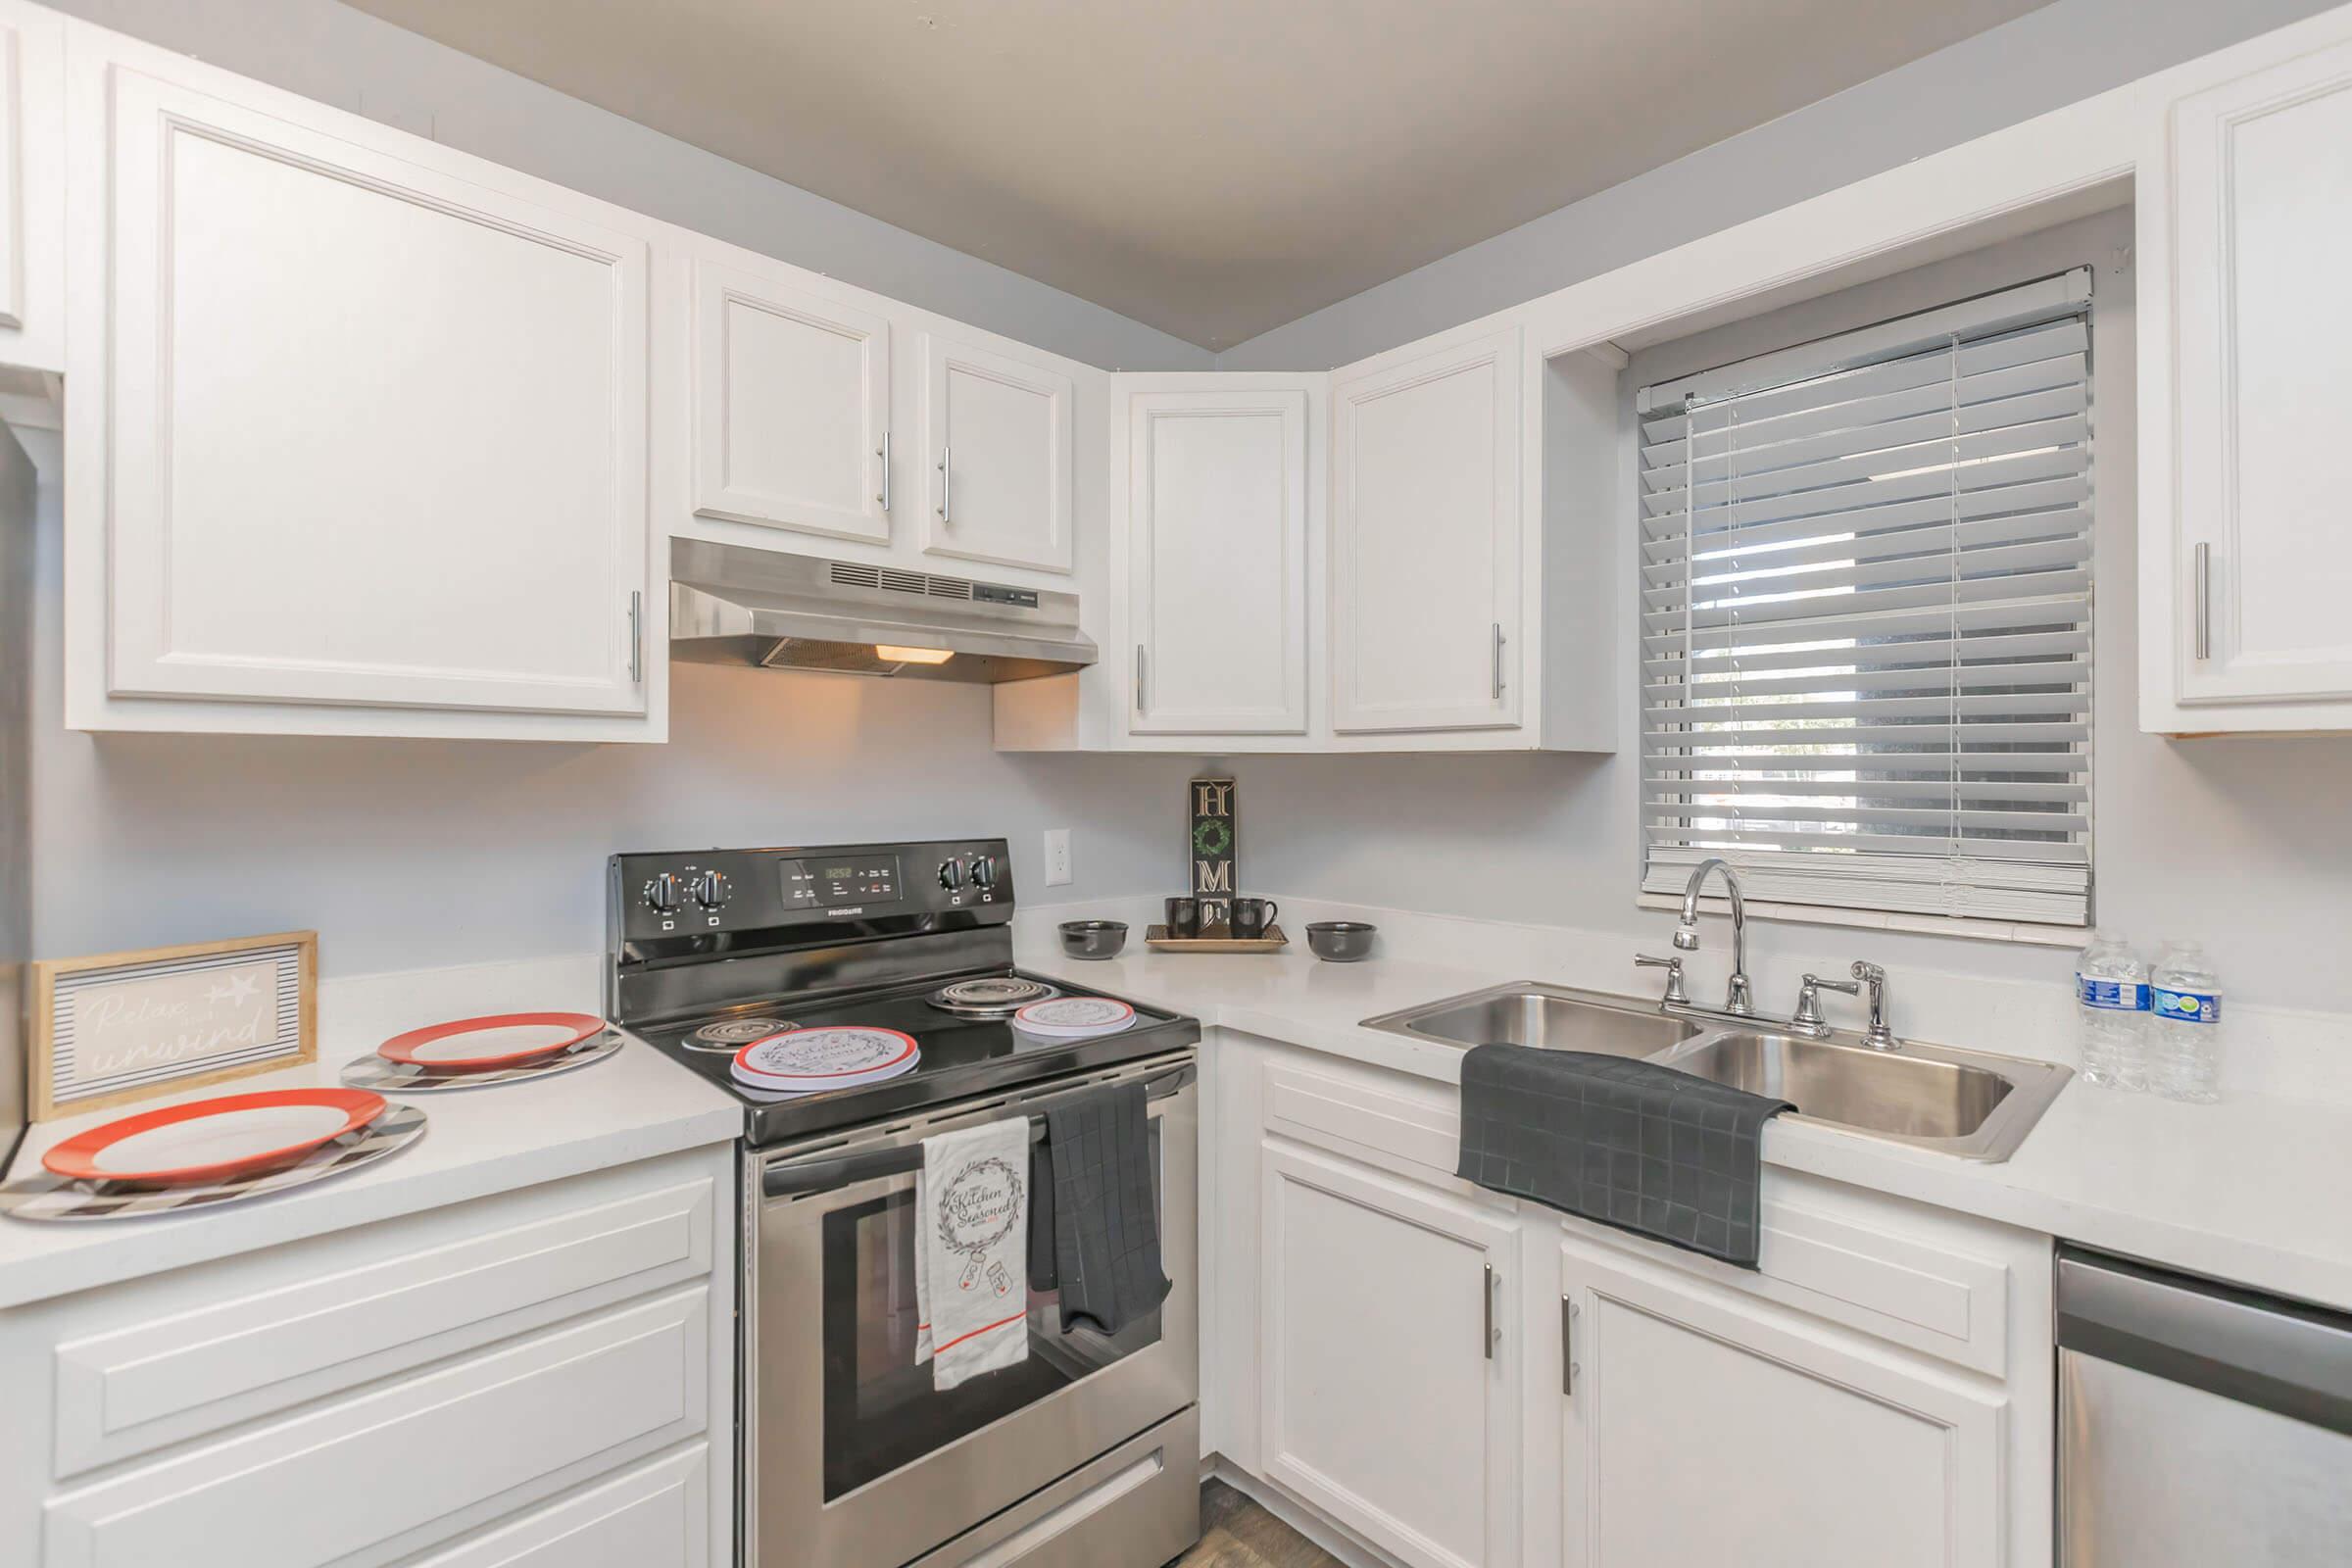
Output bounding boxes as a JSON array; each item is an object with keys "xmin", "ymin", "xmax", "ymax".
[
  {"xmin": 1635, "ymin": 954, "xmax": 1690, "ymax": 1006},
  {"xmin": 1850, "ymin": 961, "xmax": 1896, "ymax": 1050},
  {"xmin": 1790, "ymin": 972, "xmax": 1862, "ymax": 1033}
]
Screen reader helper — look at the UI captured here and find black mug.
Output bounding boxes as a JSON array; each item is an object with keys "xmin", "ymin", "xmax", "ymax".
[
  {"xmin": 1164, "ymin": 896, "xmax": 1202, "ymax": 938},
  {"xmin": 1229, "ymin": 897, "xmax": 1279, "ymax": 939}
]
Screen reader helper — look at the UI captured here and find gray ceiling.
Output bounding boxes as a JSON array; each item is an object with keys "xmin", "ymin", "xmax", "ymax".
[{"xmin": 346, "ymin": 0, "xmax": 2053, "ymax": 351}]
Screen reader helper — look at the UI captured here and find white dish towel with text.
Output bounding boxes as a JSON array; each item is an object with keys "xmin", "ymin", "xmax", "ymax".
[{"xmin": 912, "ymin": 1116, "xmax": 1030, "ymax": 1390}]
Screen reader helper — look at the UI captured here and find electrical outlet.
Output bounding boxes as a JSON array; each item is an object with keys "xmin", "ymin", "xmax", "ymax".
[{"xmin": 1043, "ymin": 829, "xmax": 1072, "ymax": 886}]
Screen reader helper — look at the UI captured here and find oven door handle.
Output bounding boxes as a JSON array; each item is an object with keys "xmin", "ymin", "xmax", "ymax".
[{"xmin": 761, "ymin": 1061, "xmax": 1196, "ymax": 1200}]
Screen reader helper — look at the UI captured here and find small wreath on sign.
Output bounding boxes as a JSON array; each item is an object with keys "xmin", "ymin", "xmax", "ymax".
[
  {"xmin": 1193, "ymin": 818, "xmax": 1233, "ymax": 858},
  {"xmin": 937, "ymin": 1154, "xmax": 1024, "ymax": 1256}
]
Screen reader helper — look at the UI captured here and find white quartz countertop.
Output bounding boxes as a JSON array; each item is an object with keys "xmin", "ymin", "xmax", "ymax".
[
  {"xmin": 0, "ymin": 956, "xmax": 742, "ymax": 1310},
  {"xmin": 1018, "ymin": 927, "xmax": 2352, "ymax": 1315}
]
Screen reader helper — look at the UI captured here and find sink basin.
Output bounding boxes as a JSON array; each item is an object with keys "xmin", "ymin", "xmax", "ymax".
[
  {"xmin": 1650, "ymin": 1029, "xmax": 2071, "ymax": 1161},
  {"xmin": 1362, "ymin": 981, "xmax": 2070, "ymax": 1161},
  {"xmin": 1361, "ymin": 983, "xmax": 1699, "ymax": 1058}
]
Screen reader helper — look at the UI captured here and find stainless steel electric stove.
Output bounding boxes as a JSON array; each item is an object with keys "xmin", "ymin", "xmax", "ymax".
[{"xmin": 606, "ymin": 838, "xmax": 1203, "ymax": 1568}]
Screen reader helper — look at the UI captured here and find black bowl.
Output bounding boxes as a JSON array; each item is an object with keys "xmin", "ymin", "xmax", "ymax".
[
  {"xmin": 1058, "ymin": 919, "xmax": 1129, "ymax": 960},
  {"xmin": 1304, "ymin": 920, "xmax": 1377, "ymax": 962}
]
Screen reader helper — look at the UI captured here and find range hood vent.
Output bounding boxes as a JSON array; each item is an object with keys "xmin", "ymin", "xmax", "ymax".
[{"xmin": 670, "ymin": 539, "xmax": 1097, "ymax": 685}]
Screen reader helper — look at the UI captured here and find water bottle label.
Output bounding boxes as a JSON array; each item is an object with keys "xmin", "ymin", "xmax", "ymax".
[
  {"xmin": 2152, "ymin": 987, "xmax": 2220, "ymax": 1024},
  {"xmin": 2076, "ymin": 976, "xmax": 2148, "ymax": 1010}
]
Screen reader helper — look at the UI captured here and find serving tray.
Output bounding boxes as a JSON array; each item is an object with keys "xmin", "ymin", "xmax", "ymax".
[{"xmin": 1145, "ymin": 924, "xmax": 1290, "ymax": 954}]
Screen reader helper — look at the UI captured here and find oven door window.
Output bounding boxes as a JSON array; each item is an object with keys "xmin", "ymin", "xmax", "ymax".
[{"xmin": 819, "ymin": 1119, "xmax": 1165, "ymax": 1499}]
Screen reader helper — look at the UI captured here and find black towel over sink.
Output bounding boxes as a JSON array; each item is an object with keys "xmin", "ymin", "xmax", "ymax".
[{"xmin": 1455, "ymin": 1044, "xmax": 1792, "ymax": 1268}]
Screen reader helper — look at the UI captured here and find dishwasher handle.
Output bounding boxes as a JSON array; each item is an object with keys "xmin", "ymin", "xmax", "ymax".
[{"xmin": 2057, "ymin": 1247, "xmax": 2352, "ymax": 1438}]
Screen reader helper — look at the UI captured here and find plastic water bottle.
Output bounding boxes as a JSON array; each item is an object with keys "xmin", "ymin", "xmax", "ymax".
[
  {"xmin": 2149, "ymin": 941, "xmax": 2223, "ymax": 1103},
  {"xmin": 2074, "ymin": 932, "xmax": 2148, "ymax": 1090}
]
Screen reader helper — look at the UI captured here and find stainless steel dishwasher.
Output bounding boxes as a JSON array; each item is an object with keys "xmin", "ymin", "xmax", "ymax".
[{"xmin": 2058, "ymin": 1247, "xmax": 2352, "ymax": 1565}]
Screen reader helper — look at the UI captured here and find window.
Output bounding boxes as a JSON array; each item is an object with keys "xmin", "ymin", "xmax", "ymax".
[{"xmin": 1636, "ymin": 270, "xmax": 2093, "ymax": 926}]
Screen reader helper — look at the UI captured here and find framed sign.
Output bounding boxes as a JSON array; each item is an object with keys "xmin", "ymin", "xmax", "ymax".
[
  {"xmin": 1189, "ymin": 776, "xmax": 1236, "ymax": 927},
  {"xmin": 29, "ymin": 932, "xmax": 318, "ymax": 1120}
]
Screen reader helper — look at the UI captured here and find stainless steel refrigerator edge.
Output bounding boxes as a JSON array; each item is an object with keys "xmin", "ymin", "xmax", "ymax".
[{"xmin": 0, "ymin": 421, "xmax": 35, "ymax": 1173}]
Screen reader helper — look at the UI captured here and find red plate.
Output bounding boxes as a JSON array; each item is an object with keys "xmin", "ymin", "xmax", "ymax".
[
  {"xmin": 43, "ymin": 1088, "xmax": 388, "ymax": 1188},
  {"xmin": 378, "ymin": 1011, "xmax": 607, "ymax": 1071}
]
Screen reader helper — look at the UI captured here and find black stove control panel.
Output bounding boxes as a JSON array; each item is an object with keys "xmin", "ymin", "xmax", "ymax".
[{"xmin": 610, "ymin": 838, "xmax": 1014, "ymax": 942}]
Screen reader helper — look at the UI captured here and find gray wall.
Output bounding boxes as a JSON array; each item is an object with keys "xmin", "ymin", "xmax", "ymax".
[
  {"xmin": 44, "ymin": 0, "xmax": 1212, "ymax": 372},
  {"xmin": 21, "ymin": 433, "xmax": 1207, "ymax": 975},
  {"xmin": 1229, "ymin": 210, "xmax": 2352, "ymax": 1016},
  {"xmin": 1216, "ymin": 0, "xmax": 2342, "ymax": 370}
]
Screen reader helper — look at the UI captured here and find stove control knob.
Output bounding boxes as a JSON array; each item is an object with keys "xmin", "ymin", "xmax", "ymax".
[
  {"xmin": 938, "ymin": 858, "xmax": 966, "ymax": 891},
  {"xmin": 968, "ymin": 856, "xmax": 998, "ymax": 890},
  {"xmin": 691, "ymin": 869, "xmax": 732, "ymax": 910},
  {"xmin": 645, "ymin": 872, "xmax": 681, "ymax": 914}
]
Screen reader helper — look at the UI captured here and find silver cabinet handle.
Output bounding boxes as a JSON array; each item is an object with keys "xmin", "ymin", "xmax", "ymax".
[
  {"xmin": 628, "ymin": 590, "xmax": 642, "ymax": 684},
  {"xmin": 1133, "ymin": 645, "xmax": 1147, "ymax": 714},
  {"xmin": 1484, "ymin": 1263, "xmax": 1498, "ymax": 1360},
  {"xmin": 1561, "ymin": 1298, "xmax": 1580, "ymax": 1396},
  {"xmin": 877, "ymin": 429, "xmax": 891, "ymax": 513},
  {"xmin": 2193, "ymin": 541, "xmax": 2212, "ymax": 661},
  {"xmin": 937, "ymin": 445, "xmax": 951, "ymax": 523},
  {"xmin": 1491, "ymin": 622, "xmax": 1505, "ymax": 699}
]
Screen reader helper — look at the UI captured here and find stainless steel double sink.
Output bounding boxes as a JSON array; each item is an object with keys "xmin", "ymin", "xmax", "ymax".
[{"xmin": 1362, "ymin": 981, "xmax": 2071, "ymax": 1162}]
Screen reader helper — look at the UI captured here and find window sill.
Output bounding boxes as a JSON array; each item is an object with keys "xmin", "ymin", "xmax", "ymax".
[{"xmin": 1635, "ymin": 892, "xmax": 2084, "ymax": 949}]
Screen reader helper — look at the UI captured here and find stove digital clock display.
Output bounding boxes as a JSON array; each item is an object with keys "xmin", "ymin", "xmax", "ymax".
[{"xmin": 777, "ymin": 856, "xmax": 902, "ymax": 908}]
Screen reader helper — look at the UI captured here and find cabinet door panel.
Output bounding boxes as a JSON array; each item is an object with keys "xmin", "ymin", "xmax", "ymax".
[
  {"xmin": 922, "ymin": 333, "xmax": 1074, "ymax": 574},
  {"xmin": 2172, "ymin": 40, "xmax": 2352, "ymax": 707},
  {"xmin": 97, "ymin": 62, "xmax": 649, "ymax": 716},
  {"xmin": 1130, "ymin": 389, "xmax": 1307, "ymax": 734},
  {"xmin": 693, "ymin": 260, "xmax": 890, "ymax": 543},
  {"xmin": 1560, "ymin": 1243, "xmax": 2002, "ymax": 1568},
  {"xmin": 1332, "ymin": 328, "xmax": 1521, "ymax": 733},
  {"xmin": 1261, "ymin": 1143, "xmax": 1519, "ymax": 1568},
  {"xmin": 0, "ymin": 1, "xmax": 63, "ymax": 370}
]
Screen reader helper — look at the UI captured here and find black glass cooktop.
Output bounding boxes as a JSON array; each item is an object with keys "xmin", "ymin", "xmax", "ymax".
[{"xmin": 631, "ymin": 969, "xmax": 1199, "ymax": 1147}]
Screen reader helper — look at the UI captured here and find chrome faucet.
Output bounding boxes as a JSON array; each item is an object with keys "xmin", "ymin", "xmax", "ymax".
[{"xmin": 1675, "ymin": 858, "xmax": 1753, "ymax": 1016}]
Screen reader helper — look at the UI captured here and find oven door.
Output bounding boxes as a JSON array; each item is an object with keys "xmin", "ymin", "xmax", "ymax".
[{"xmin": 750, "ymin": 1052, "xmax": 1198, "ymax": 1568}]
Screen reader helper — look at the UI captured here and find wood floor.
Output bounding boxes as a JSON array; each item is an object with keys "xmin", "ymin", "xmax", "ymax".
[{"xmin": 1168, "ymin": 1480, "xmax": 1347, "ymax": 1568}]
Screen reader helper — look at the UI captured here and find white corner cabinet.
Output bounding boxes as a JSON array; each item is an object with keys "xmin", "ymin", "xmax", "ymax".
[
  {"xmin": 0, "ymin": 1146, "xmax": 738, "ymax": 1568},
  {"xmin": 2142, "ymin": 24, "xmax": 2352, "ymax": 734},
  {"xmin": 1202, "ymin": 1032, "xmax": 2054, "ymax": 1568},
  {"xmin": 995, "ymin": 330, "xmax": 1623, "ymax": 755}
]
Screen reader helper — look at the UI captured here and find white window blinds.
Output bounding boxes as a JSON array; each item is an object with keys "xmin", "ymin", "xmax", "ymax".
[{"xmin": 1636, "ymin": 270, "xmax": 2094, "ymax": 926}]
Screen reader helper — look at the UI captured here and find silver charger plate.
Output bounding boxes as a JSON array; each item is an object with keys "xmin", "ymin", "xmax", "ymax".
[
  {"xmin": 339, "ymin": 1029, "xmax": 624, "ymax": 1092},
  {"xmin": 0, "ymin": 1103, "xmax": 428, "ymax": 1223}
]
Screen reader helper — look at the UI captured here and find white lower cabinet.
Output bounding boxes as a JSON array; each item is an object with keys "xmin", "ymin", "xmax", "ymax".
[
  {"xmin": 1556, "ymin": 1237, "xmax": 2005, "ymax": 1568},
  {"xmin": 1259, "ymin": 1141, "xmax": 1522, "ymax": 1568},
  {"xmin": 1213, "ymin": 1037, "xmax": 2051, "ymax": 1568},
  {"xmin": 0, "ymin": 1146, "xmax": 736, "ymax": 1568}
]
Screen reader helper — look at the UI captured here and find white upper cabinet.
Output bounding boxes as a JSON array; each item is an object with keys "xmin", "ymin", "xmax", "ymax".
[
  {"xmin": 1128, "ymin": 387, "xmax": 1309, "ymax": 735},
  {"xmin": 64, "ymin": 28, "xmax": 660, "ymax": 736},
  {"xmin": 2149, "ymin": 32, "xmax": 2352, "ymax": 731},
  {"xmin": 692, "ymin": 258, "xmax": 892, "ymax": 544},
  {"xmin": 922, "ymin": 330, "xmax": 1075, "ymax": 574},
  {"xmin": 1331, "ymin": 326, "xmax": 1523, "ymax": 733},
  {"xmin": 0, "ymin": 0, "xmax": 62, "ymax": 374}
]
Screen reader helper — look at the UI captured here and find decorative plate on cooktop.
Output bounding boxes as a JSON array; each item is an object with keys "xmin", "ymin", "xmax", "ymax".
[
  {"xmin": 732, "ymin": 1027, "xmax": 921, "ymax": 1091},
  {"xmin": 1012, "ymin": 997, "xmax": 1137, "ymax": 1037}
]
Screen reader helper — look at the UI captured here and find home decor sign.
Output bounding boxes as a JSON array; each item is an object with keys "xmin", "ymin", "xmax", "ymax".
[
  {"xmin": 29, "ymin": 931, "xmax": 318, "ymax": 1119},
  {"xmin": 1189, "ymin": 776, "xmax": 1236, "ymax": 929}
]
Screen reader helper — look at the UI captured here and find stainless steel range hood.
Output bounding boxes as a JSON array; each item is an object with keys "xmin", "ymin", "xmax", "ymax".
[{"xmin": 669, "ymin": 539, "xmax": 1097, "ymax": 684}]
